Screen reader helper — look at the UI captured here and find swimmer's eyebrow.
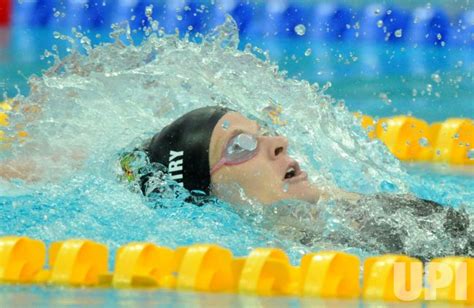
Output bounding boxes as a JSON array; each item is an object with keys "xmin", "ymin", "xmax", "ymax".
[
  {"xmin": 225, "ymin": 128, "xmax": 245, "ymax": 142},
  {"xmin": 220, "ymin": 127, "xmax": 251, "ymax": 150},
  {"xmin": 228, "ymin": 122, "xmax": 259, "ymax": 139}
]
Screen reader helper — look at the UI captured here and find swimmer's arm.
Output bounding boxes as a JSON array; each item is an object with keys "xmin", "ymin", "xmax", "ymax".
[
  {"xmin": 0, "ymin": 160, "xmax": 41, "ymax": 182},
  {"xmin": 0, "ymin": 150, "xmax": 86, "ymax": 182}
]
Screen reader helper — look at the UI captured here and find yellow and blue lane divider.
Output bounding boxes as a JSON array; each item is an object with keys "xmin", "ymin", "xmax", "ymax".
[
  {"xmin": 1, "ymin": 236, "xmax": 473, "ymax": 304},
  {"xmin": 1, "ymin": 99, "xmax": 473, "ymax": 165}
]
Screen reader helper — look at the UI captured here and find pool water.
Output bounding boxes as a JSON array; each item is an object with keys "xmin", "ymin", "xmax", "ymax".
[
  {"xmin": 1, "ymin": 27, "xmax": 473, "ymax": 121},
  {"xmin": 0, "ymin": 10, "xmax": 473, "ymax": 307},
  {"xmin": 0, "ymin": 285, "xmax": 364, "ymax": 307}
]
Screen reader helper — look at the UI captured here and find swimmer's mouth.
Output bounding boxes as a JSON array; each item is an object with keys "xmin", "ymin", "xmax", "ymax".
[{"xmin": 283, "ymin": 161, "xmax": 303, "ymax": 180}]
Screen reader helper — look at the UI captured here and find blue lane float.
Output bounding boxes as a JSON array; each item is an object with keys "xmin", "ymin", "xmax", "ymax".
[
  {"xmin": 13, "ymin": 0, "xmax": 52, "ymax": 27},
  {"xmin": 108, "ymin": 0, "xmax": 140, "ymax": 27},
  {"xmin": 359, "ymin": 4, "xmax": 411, "ymax": 42},
  {"xmin": 410, "ymin": 7, "xmax": 450, "ymax": 46},
  {"xmin": 7, "ymin": 0, "xmax": 474, "ymax": 46},
  {"xmin": 312, "ymin": 3, "xmax": 354, "ymax": 40},
  {"xmin": 453, "ymin": 10, "xmax": 474, "ymax": 46},
  {"xmin": 258, "ymin": 3, "xmax": 309, "ymax": 38},
  {"xmin": 60, "ymin": 0, "xmax": 111, "ymax": 29},
  {"xmin": 230, "ymin": 1, "xmax": 257, "ymax": 35}
]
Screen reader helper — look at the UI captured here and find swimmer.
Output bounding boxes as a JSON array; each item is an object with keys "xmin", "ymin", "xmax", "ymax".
[
  {"xmin": 119, "ymin": 106, "xmax": 473, "ymax": 261},
  {"xmin": 1, "ymin": 105, "xmax": 472, "ymax": 260},
  {"xmin": 122, "ymin": 105, "xmax": 357, "ymax": 205}
]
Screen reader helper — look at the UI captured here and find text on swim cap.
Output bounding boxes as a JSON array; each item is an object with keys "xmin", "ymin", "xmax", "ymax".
[{"xmin": 169, "ymin": 150, "xmax": 184, "ymax": 186}]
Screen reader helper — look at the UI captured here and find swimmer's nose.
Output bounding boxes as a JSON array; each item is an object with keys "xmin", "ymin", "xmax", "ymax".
[{"xmin": 265, "ymin": 135, "xmax": 288, "ymax": 160}]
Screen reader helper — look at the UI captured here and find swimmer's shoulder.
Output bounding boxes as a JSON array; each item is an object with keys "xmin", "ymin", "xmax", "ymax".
[{"xmin": 319, "ymin": 187, "xmax": 362, "ymax": 202}]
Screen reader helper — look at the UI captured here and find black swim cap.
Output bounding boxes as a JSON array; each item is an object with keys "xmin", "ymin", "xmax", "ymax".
[{"xmin": 146, "ymin": 106, "xmax": 231, "ymax": 195}]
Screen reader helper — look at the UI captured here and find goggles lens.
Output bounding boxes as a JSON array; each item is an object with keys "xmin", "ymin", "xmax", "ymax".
[
  {"xmin": 225, "ymin": 133, "xmax": 258, "ymax": 162},
  {"xmin": 210, "ymin": 124, "xmax": 280, "ymax": 175}
]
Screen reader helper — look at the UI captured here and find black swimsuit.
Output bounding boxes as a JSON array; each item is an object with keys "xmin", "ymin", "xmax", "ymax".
[{"xmin": 303, "ymin": 194, "xmax": 472, "ymax": 262}]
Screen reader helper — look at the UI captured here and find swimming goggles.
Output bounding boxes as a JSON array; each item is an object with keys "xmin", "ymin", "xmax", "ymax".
[{"xmin": 210, "ymin": 133, "xmax": 259, "ymax": 175}]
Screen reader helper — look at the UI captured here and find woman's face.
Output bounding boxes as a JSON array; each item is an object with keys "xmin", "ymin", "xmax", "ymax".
[{"xmin": 209, "ymin": 112, "xmax": 320, "ymax": 205}]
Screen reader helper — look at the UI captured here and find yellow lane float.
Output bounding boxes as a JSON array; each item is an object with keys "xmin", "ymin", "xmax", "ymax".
[
  {"xmin": 0, "ymin": 236, "xmax": 46, "ymax": 283},
  {"xmin": 2, "ymin": 236, "xmax": 474, "ymax": 305},
  {"xmin": 49, "ymin": 239, "xmax": 108, "ymax": 286},
  {"xmin": 356, "ymin": 114, "xmax": 473, "ymax": 165},
  {"xmin": 300, "ymin": 251, "xmax": 360, "ymax": 298},
  {"xmin": 112, "ymin": 242, "xmax": 175, "ymax": 288},
  {"xmin": 0, "ymin": 99, "xmax": 29, "ymax": 145}
]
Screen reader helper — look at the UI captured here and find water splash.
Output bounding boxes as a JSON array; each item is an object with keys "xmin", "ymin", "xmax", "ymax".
[{"xmin": 1, "ymin": 15, "xmax": 472, "ymax": 263}]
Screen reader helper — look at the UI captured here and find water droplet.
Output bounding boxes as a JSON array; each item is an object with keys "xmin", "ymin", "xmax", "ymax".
[
  {"xmin": 374, "ymin": 8, "xmax": 381, "ymax": 15},
  {"xmin": 437, "ymin": 33, "xmax": 442, "ymax": 40},
  {"xmin": 377, "ymin": 20, "xmax": 384, "ymax": 28},
  {"xmin": 176, "ymin": 15, "xmax": 183, "ymax": 21},
  {"xmin": 468, "ymin": 149, "xmax": 474, "ymax": 160},
  {"xmin": 222, "ymin": 120, "xmax": 231, "ymax": 129},
  {"xmin": 145, "ymin": 5, "xmax": 153, "ymax": 17},
  {"xmin": 187, "ymin": 25, "xmax": 193, "ymax": 31},
  {"xmin": 282, "ymin": 183, "xmax": 289, "ymax": 192},
  {"xmin": 322, "ymin": 81, "xmax": 332, "ymax": 91},
  {"xmin": 426, "ymin": 84, "xmax": 433, "ymax": 93},
  {"xmin": 54, "ymin": 11, "xmax": 61, "ymax": 18},
  {"xmin": 294, "ymin": 24, "xmax": 306, "ymax": 36},
  {"xmin": 431, "ymin": 73, "xmax": 441, "ymax": 84},
  {"xmin": 387, "ymin": 9, "xmax": 392, "ymax": 15},
  {"xmin": 304, "ymin": 48, "xmax": 312, "ymax": 56},
  {"xmin": 380, "ymin": 180, "xmax": 397, "ymax": 192},
  {"xmin": 53, "ymin": 31, "xmax": 61, "ymax": 39},
  {"xmin": 419, "ymin": 137, "xmax": 429, "ymax": 147},
  {"xmin": 394, "ymin": 29, "xmax": 403, "ymax": 38},
  {"xmin": 379, "ymin": 92, "xmax": 392, "ymax": 105}
]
